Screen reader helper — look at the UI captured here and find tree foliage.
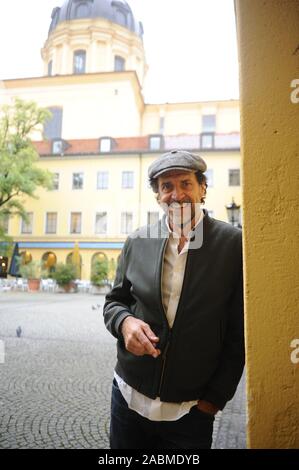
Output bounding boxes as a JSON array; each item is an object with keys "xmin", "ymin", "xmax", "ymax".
[
  {"xmin": 0, "ymin": 98, "xmax": 53, "ymax": 241},
  {"xmin": 91, "ymin": 259, "xmax": 109, "ymax": 286}
]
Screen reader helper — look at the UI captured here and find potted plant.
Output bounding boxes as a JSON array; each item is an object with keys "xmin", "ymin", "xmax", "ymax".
[
  {"xmin": 91, "ymin": 259, "xmax": 111, "ymax": 294},
  {"xmin": 18, "ymin": 260, "xmax": 42, "ymax": 291},
  {"xmin": 52, "ymin": 263, "xmax": 76, "ymax": 292}
]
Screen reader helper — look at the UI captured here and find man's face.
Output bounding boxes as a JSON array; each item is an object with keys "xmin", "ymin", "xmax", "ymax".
[{"xmin": 157, "ymin": 170, "xmax": 206, "ymax": 230}]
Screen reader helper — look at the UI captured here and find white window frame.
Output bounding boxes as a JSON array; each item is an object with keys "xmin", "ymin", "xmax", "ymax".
[
  {"xmin": 228, "ymin": 169, "xmax": 241, "ymax": 187},
  {"xmin": 45, "ymin": 212, "xmax": 58, "ymax": 235},
  {"xmin": 95, "ymin": 212, "xmax": 108, "ymax": 235},
  {"xmin": 97, "ymin": 171, "xmax": 109, "ymax": 190},
  {"xmin": 121, "ymin": 212, "xmax": 133, "ymax": 234},
  {"xmin": 72, "ymin": 172, "xmax": 84, "ymax": 190},
  {"xmin": 21, "ymin": 212, "xmax": 33, "ymax": 235},
  {"xmin": 100, "ymin": 138, "xmax": 112, "ymax": 153},
  {"xmin": 52, "ymin": 172, "xmax": 60, "ymax": 191},
  {"xmin": 149, "ymin": 135, "xmax": 163, "ymax": 151},
  {"xmin": 122, "ymin": 171, "xmax": 134, "ymax": 189},
  {"xmin": 52, "ymin": 139, "xmax": 64, "ymax": 155},
  {"xmin": 70, "ymin": 212, "xmax": 82, "ymax": 234},
  {"xmin": 73, "ymin": 49, "xmax": 86, "ymax": 74}
]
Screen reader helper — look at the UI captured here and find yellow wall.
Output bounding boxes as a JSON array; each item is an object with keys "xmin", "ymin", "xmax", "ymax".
[
  {"xmin": 235, "ymin": 0, "xmax": 299, "ymax": 448},
  {"xmin": 1, "ymin": 73, "xmax": 144, "ymax": 139},
  {"xmin": 143, "ymin": 101, "xmax": 240, "ymax": 136}
]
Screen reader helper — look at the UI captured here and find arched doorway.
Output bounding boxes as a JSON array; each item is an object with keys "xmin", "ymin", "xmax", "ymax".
[
  {"xmin": 42, "ymin": 252, "xmax": 57, "ymax": 274},
  {"xmin": 20, "ymin": 251, "xmax": 32, "ymax": 265},
  {"xmin": 91, "ymin": 252, "xmax": 108, "ymax": 282}
]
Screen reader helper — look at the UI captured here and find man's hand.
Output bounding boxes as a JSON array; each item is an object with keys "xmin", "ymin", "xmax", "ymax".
[
  {"xmin": 197, "ymin": 400, "xmax": 219, "ymax": 416},
  {"xmin": 121, "ymin": 317, "xmax": 161, "ymax": 358}
]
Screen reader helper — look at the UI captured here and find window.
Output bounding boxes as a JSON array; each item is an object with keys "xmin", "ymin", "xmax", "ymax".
[
  {"xmin": 72, "ymin": 173, "xmax": 84, "ymax": 190},
  {"xmin": 122, "ymin": 171, "xmax": 134, "ymax": 189},
  {"xmin": 52, "ymin": 139, "xmax": 63, "ymax": 155},
  {"xmin": 205, "ymin": 169, "xmax": 214, "ymax": 187},
  {"xmin": 113, "ymin": 3, "xmax": 128, "ymax": 28},
  {"xmin": 149, "ymin": 135, "xmax": 163, "ymax": 151},
  {"xmin": 116, "ymin": 10, "xmax": 127, "ymax": 26},
  {"xmin": 97, "ymin": 171, "xmax": 109, "ymax": 189},
  {"xmin": 121, "ymin": 212, "xmax": 133, "ymax": 234},
  {"xmin": 75, "ymin": 2, "xmax": 90, "ymax": 18},
  {"xmin": 70, "ymin": 213, "xmax": 82, "ymax": 234},
  {"xmin": 44, "ymin": 107, "xmax": 63, "ymax": 139},
  {"xmin": 52, "ymin": 173, "xmax": 59, "ymax": 190},
  {"xmin": 46, "ymin": 213, "xmax": 57, "ymax": 234},
  {"xmin": 48, "ymin": 60, "xmax": 53, "ymax": 76},
  {"xmin": 147, "ymin": 212, "xmax": 159, "ymax": 226},
  {"xmin": 21, "ymin": 213, "xmax": 33, "ymax": 234},
  {"xmin": 95, "ymin": 212, "xmax": 107, "ymax": 234},
  {"xmin": 159, "ymin": 117, "xmax": 165, "ymax": 134},
  {"xmin": 100, "ymin": 138, "xmax": 112, "ymax": 152},
  {"xmin": 0, "ymin": 214, "xmax": 9, "ymax": 234},
  {"xmin": 114, "ymin": 55, "xmax": 126, "ymax": 72},
  {"xmin": 229, "ymin": 169, "xmax": 240, "ymax": 186},
  {"xmin": 200, "ymin": 133, "xmax": 214, "ymax": 149},
  {"xmin": 73, "ymin": 50, "xmax": 86, "ymax": 74},
  {"xmin": 202, "ymin": 114, "xmax": 216, "ymax": 132}
]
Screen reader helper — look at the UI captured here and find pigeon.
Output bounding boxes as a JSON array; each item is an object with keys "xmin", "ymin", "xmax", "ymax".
[{"xmin": 16, "ymin": 326, "xmax": 22, "ymax": 338}]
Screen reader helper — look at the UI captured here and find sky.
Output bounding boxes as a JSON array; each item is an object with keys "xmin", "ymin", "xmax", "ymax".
[{"xmin": 0, "ymin": 0, "xmax": 239, "ymax": 103}]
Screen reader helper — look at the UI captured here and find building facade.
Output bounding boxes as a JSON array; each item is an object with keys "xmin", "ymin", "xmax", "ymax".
[{"xmin": 0, "ymin": 0, "xmax": 241, "ymax": 280}]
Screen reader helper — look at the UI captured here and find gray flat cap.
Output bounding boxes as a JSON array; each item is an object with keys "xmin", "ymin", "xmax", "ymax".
[{"xmin": 148, "ymin": 150, "xmax": 207, "ymax": 179}]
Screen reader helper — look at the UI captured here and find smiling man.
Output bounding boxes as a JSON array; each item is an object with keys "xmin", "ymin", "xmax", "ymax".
[{"xmin": 104, "ymin": 150, "xmax": 244, "ymax": 449}]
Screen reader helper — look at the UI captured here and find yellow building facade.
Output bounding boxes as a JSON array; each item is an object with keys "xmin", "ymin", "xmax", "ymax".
[{"xmin": 0, "ymin": 0, "xmax": 241, "ymax": 280}]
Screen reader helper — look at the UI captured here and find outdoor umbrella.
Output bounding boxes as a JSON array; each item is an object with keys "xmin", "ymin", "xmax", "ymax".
[{"xmin": 8, "ymin": 242, "xmax": 21, "ymax": 277}]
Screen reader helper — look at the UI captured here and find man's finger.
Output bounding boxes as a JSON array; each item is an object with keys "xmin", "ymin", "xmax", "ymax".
[
  {"xmin": 142, "ymin": 324, "xmax": 159, "ymax": 343},
  {"xmin": 137, "ymin": 330, "xmax": 160, "ymax": 357}
]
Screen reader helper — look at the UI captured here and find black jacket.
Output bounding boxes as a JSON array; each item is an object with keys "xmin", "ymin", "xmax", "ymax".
[{"xmin": 103, "ymin": 211, "xmax": 244, "ymax": 410}]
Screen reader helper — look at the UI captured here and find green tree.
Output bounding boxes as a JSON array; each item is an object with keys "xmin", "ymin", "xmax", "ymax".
[
  {"xmin": 91, "ymin": 259, "xmax": 109, "ymax": 286},
  {"xmin": 0, "ymin": 98, "xmax": 53, "ymax": 243}
]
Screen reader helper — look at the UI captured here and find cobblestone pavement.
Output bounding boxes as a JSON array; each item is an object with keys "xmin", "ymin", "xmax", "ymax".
[
  {"xmin": 0, "ymin": 292, "xmax": 246, "ymax": 449},
  {"xmin": 212, "ymin": 372, "xmax": 246, "ymax": 449}
]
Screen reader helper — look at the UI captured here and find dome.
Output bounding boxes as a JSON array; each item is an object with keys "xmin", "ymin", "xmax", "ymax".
[{"xmin": 49, "ymin": 0, "xmax": 144, "ymax": 37}]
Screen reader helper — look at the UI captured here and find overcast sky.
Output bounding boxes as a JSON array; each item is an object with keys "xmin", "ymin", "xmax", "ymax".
[{"xmin": 0, "ymin": 0, "xmax": 239, "ymax": 103}]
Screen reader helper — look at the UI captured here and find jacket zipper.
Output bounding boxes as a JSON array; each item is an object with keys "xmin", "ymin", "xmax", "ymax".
[
  {"xmin": 158, "ymin": 331, "xmax": 171, "ymax": 395},
  {"xmin": 157, "ymin": 237, "xmax": 170, "ymax": 396}
]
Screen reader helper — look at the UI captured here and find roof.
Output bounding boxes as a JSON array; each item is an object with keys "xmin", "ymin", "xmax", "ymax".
[{"xmin": 49, "ymin": 0, "xmax": 144, "ymax": 37}]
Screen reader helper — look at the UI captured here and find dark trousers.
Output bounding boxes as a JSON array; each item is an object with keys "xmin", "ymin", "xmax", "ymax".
[{"xmin": 110, "ymin": 378, "xmax": 214, "ymax": 449}]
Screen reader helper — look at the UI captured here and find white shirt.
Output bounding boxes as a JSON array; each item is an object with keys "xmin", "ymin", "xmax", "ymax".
[{"xmin": 115, "ymin": 210, "xmax": 204, "ymax": 421}]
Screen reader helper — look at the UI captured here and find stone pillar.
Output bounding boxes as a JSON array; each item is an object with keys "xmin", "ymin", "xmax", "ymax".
[{"xmin": 235, "ymin": 0, "xmax": 299, "ymax": 448}]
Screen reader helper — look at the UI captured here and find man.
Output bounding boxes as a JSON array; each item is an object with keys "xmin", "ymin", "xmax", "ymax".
[{"xmin": 104, "ymin": 150, "xmax": 244, "ymax": 449}]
